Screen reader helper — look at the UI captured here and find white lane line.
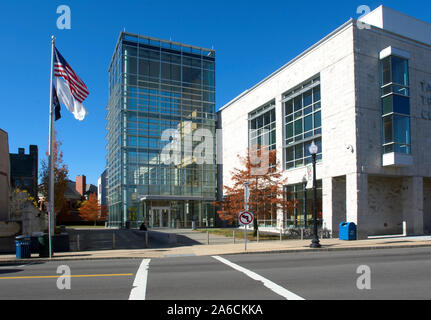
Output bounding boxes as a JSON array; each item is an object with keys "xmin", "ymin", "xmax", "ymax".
[
  {"xmin": 129, "ymin": 259, "xmax": 151, "ymax": 300},
  {"xmin": 213, "ymin": 256, "xmax": 305, "ymax": 301}
]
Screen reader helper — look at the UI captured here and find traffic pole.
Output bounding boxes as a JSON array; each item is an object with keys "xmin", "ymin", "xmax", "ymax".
[{"xmin": 245, "ymin": 224, "xmax": 247, "ymax": 251}]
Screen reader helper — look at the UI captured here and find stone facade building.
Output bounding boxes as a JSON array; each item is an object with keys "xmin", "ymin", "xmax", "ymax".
[{"xmin": 218, "ymin": 6, "xmax": 431, "ymax": 238}]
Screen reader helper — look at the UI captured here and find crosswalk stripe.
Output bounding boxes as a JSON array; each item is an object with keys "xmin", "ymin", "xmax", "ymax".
[
  {"xmin": 213, "ymin": 256, "xmax": 305, "ymax": 300},
  {"xmin": 129, "ymin": 259, "xmax": 151, "ymax": 300}
]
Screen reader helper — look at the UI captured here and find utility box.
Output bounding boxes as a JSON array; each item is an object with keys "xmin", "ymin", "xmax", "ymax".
[{"xmin": 339, "ymin": 222, "xmax": 357, "ymax": 241}]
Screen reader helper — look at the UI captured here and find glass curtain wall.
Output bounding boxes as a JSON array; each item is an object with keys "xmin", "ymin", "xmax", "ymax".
[
  {"xmin": 106, "ymin": 44, "xmax": 123, "ymax": 226},
  {"xmin": 107, "ymin": 33, "xmax": 217, "ymax": 228}
]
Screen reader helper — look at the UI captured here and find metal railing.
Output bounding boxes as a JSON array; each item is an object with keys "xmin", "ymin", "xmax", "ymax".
[{"xmin": 257, "ymin": 219, "xmax": 278, "ymax": 227}]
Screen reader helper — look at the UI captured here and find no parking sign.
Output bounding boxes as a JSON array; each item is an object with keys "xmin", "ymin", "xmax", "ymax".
[{"xmin": 239, "ymin": 211, "xmax": 254, "ymax": 226}]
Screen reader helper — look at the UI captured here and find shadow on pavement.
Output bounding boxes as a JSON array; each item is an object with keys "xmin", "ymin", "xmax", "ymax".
[
  {"xmin": 66, "ymin": 228, "xmax": 231, "ymax": 252},
  {"xmin": 0, "ymin": 261, "xmax": 46, "ymax": 267},
  {"xmin": 0, "ymin": 269, "xmax": 23, "ymax": 275},
  {"xmin": 67, "ymin": 229, "xmax": 149, "ymax": 251}
]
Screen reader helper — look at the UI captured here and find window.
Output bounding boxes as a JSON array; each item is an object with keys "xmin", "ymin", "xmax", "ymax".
[
  {"xmin": 284, "ymin": 181, "xmax": 322, "ymax": 228},
  {"xmin": 248, "ymin": 100, "xmax": 276, "ymax": 151},
  {"xmin": 380, "ymin": 55, "xmax": 411, "ymax": 155},
  {"xmin": 15, "ymin": 179, "xmax": 22, "ymax": 188},
  {"xmin": 283, "ymin": 76, "xmax": 322, "ymax": 169},
  {"xmin": 285, "ymin": 137, "xmax": 322, "ymax": 169},
  {"xmin": 391, "ymin": 56, "xmax": 409, "ymax": 87}
]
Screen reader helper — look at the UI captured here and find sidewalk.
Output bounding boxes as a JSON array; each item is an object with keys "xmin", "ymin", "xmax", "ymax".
[{"xmin": 1, "ymin": 236, "xmax": 431, "ymax": 263}]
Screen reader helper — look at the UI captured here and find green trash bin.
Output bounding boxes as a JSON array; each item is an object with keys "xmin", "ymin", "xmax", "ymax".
[{"xmin": 38, "ymin": 234, "xmax": 51, "ymax": 258}]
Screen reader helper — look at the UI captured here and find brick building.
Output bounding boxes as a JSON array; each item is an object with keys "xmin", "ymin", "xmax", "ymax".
[{"xmin": 39, "ymin": 175, "xmax": 98, "ymax": 225}]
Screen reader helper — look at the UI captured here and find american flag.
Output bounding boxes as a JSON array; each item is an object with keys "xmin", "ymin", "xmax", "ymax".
[{"xmin": 53, "ymin": 47, "xmax": 89, "ymax": 103}]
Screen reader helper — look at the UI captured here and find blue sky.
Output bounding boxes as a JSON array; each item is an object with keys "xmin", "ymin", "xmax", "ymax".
[{"xmin": 0, "ymin": 0, "xmax": 430, "ymax": 185}]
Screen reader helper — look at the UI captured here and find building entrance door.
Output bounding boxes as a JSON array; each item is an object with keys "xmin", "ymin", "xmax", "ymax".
[{"xmin": 150, "ymin": 207, "xmax": 171, "ymax": 228}]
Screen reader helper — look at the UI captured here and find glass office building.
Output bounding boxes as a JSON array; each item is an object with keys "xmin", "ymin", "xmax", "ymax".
[{"xmin": 106, "ymin": 32, "xmax": 217, "ymax": 229}]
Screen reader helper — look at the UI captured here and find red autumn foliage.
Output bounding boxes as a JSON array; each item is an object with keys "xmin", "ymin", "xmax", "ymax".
[
  {"xmin": 78, "ymin": 193, "xmax": 101, "ymax": 226},
  {"xmin": 214, "ymin": 146, "xmax": 294, "ymax": 233}
]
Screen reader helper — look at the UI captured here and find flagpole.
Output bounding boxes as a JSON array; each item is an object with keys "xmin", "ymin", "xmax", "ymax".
[{"xmin": 48, "ymin": 35, "xmax": 56, "ymax": 259}]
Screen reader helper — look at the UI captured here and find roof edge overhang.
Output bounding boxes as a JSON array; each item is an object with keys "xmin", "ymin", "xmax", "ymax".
[{"xmin": 139, "ymin": 195, "xmax": 216, "ymax": 202}]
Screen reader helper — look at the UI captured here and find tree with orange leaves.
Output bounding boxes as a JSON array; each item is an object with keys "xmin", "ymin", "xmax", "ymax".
[
  {"xmin": 78, "ymin": 193, "xmax": 101, "ymax": 226},
  {"xmin": 214, "ymin": 145, "xmax": 294, "ymax": 235}
]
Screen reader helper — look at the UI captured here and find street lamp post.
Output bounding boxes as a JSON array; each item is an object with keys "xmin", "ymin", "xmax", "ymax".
[
  {"xmin": 243, "ymin": 182, "xmax": 250, "ymax": 251},
  {"xmin": 309, "ymin": 141, "xmax": 321, "ymax": 249}
]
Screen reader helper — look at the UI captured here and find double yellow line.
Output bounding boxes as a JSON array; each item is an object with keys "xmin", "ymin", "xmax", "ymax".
[{"xmin": 0, "ymin": 273, "xmax": 133, "ymax": 280}]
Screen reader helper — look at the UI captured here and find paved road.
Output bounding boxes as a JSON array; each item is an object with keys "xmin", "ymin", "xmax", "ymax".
[
  {"xmin": 0, "ymin": 259, "xmax": 139, "ymax": 300},
  {"xmin": 1, "ymin": 247, "xmax": 431, "ymax": 300}
]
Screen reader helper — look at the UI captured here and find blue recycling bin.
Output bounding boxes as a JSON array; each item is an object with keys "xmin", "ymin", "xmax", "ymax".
[
  {"xmin": 15, "ymin": 236, "xmax": 31, "ymax": 259},
  {"xmin": 339, "ymin": 222, "xmax": 357, "ymax": 241}
]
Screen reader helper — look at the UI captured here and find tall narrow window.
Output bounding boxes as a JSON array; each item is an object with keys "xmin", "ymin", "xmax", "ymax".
[{"xmin": 380, "ymin": 52, "xmax": 411, "ymax": 155}]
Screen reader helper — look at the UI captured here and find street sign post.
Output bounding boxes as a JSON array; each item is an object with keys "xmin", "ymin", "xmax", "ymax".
[
  {"xmin": 239, "ymin": 211, "xmax": 254, "ymax": 251},
  {"xmin": 244, "ymin": 186, "xmax": 250, "ymax": 210}
]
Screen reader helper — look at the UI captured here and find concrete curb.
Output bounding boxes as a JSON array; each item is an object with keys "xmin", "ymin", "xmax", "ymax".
[
  {"xmin": 1, "ymin": 243, "xmax": 431, "ymax": 265},
  {"xmin": 0, "ymin": 256, "xmax": 146, "ymax": 265},
  {"xmin": 223, "ymin": 243, "xmax": 431, "ymax": 256}
]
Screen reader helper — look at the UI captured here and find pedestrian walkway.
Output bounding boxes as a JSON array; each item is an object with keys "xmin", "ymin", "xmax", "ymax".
[
  {"xmin": 153, "ymin": 228, "xmax": 235, "ymax": 246},
  {"xmin": 1, "ymin": 235, "xmax": 431, "ymax": 263}
]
